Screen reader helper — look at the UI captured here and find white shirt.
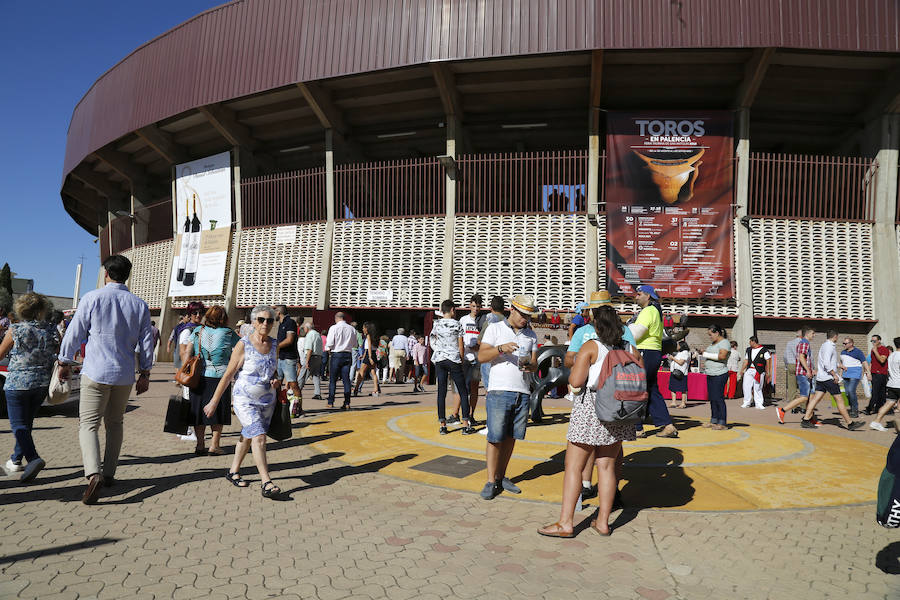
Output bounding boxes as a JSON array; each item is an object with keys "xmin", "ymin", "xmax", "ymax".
[
  {"xmin": 888, "ymin": 351, "xmax": 900, "ymax": 388},
  {"xmin": 459, "ymin": 314, "xmax": 480, "ymax": 362},
  {"xmin": 325, "ymin": 321, "xmax": 359, "ymax": 353},
  {"xmin": 673, "ymin": 350, "xmax": 691, "ymax": 375},
  {"xmin": 481, "ymin": 320, "xmax": 538, "ymax": 394},
  {"xmin": 726, "ymin": 349, "xmax": 741, "ymax": 372},
  {"xmin": 391, "ymin": 334, "xmax": 409, "ymax": 355},
  {"xmin": 815, "ymin": 339, "xmax": 838, "ymax": 382}
]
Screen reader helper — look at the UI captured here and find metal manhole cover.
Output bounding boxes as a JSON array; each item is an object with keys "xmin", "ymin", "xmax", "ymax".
[{"xmin": 410, "ymin": 455, "xmax": 486, "ymax": 479}]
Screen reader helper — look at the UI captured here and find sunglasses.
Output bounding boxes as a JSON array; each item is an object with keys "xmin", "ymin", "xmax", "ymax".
[{"xmin": 256, "ymin": 317, "xmax": 275, "ymax": 324}]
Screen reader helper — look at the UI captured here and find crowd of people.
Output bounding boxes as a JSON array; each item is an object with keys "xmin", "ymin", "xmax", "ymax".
[{"xmin": 3, "ymin": 254, "xmax": 899, "ymax": 529}]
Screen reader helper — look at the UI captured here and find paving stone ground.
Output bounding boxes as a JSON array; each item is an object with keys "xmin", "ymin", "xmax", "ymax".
[{"xmin": 1, "ymin": 365, "xmax": 899, "ymax": 599}]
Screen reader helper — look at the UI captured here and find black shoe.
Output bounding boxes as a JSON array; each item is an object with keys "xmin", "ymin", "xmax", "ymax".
[
  {"xmin": 341, "ymin": 403, "xmax": 351, "ymax": 411},
  {"xmin": 863, "ymin": 408, "xmax": 873, "ymax": 415},
  {"xmin": 791, "ymin": 407, "xmax": 804, "ymax": 414},
  {"xmin": 846, "ymin": 420, "xmax": 865, "ymax": 431},
  {"xmin": 446, "ymin": 415, "xmax": 460, "ymax": 425},
  {"xmin": 102, "ymin": 475, "xmax": 116, "ymax": 488},
  {"xmin": 312, "ymin": 395, "xmax": 322, "ymax": 400},
  {"xmin": 800, "ymin": 418, "xmax": 816, "ymax": 429},
  {"xmin": 849, "ymin": 410, "xmax": 859, "ymax": 418},
  {"xmin": 439, "ymin": 426, "xmax": 448, "ymax": 435},
  {"xmin": 461, "ymin": 426, "xmax": 476, "ymax": 435},
  {"xmin": 581, "ymin": 484, "xmax": 598, "ymax": 500}
]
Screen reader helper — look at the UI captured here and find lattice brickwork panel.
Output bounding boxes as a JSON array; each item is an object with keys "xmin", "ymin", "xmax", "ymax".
[
  {"xmin": 171, "ymin": 230, "xmax": 238, "ymax": 309},
  {"xmin": 454, "ymin": 214, "xmax": 586, "ymax": 311},
  {"xmin": 750, "ymin": 218, "xmax": 874, "ymax": 319},
  {"xmin": 331, "ymin": 217, "xmax": 444, "ymax": 308},
  {"xmin": 596, "ymin": 214, "xmax": 738, "ymax": 316},
  {"xmin": 129, "ymin": 240, "xmax": 173, "ymax": 310},
  {"xmin": 237, "ymin": 224, "xmax": 326, "ymax": 307}
]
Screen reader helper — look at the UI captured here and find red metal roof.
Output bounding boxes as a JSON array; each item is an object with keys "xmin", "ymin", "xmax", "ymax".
[{"xmin": 64, "ymin": 0, "xmax": 900, "ymax": 178}]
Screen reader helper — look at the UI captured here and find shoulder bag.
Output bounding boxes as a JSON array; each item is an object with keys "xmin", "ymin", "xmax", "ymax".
[{"xmin": 175, "ymin": 326, "xmax": 204, "ymax": 389}]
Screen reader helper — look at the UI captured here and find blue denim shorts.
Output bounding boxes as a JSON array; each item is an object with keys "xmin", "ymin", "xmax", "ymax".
[
  {"xmin": 485, "ymin": 390, "xmax": 529, "ymax": 443},
  {"xmin": 480, "ymin": 363, "xmax": 491, "ymax": 389},
  {"xmin": 277, "ymin": 358, "xmax": 298, "ymax": 383},
  {"xmin": 796, "ymin": 375, "xmax": 811, "ymax": 397}
]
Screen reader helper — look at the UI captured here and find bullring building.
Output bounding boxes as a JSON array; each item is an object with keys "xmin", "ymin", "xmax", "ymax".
[{"xmin": 61, "ymin": 0, "xmax": 900, "ymax": 362}]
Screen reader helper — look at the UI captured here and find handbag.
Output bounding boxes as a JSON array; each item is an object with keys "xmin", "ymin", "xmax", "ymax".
[
  {"xmin": 47, "ymin": 363, "xmax": 71, "ymax": 405},
  {"xmin": 671, "ymin": 367, "xmax": 685, "ymax": 381},
  {"xmin": 175, "ymin": 327, "xmax": 203, "ymax": 389},
  {"xmin": 163, "ymin": 394, "xmax": 191, "ymax": 435},
  {"xmin": 267, "ymin": 388, "xmax": 293, "ymax": 441}
]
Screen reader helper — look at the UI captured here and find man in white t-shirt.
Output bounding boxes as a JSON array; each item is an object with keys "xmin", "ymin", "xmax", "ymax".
[
  {"xmin": 453, "ymin": 294, "xmax": 483, "ymax": 424},
  {"xmin": 477, "ymin": 294, "xmax": 539, "ymax": 500},
  {"xmin": 738, "ymin": 336, "xmax": 771, "ymax": 410}
]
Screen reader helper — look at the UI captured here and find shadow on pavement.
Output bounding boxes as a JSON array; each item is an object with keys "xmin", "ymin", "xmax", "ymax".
[
  {"xmin": 279, "ymin": 452, "xmax": 418, "ymax": 497},
  {"xmin": 876, "ymin": 541, "xmax": 900, "ymax": 574},
  {"xmin": 511, "ymin": 450, "xmax": 565, "ymax": 486},
  {"xmin": 620, "ymin": 447, "xmax": 695, "ymax": 509},
  {"xmin": 0, "ymin": 537, "xmax": 120, "ymax": 564}
]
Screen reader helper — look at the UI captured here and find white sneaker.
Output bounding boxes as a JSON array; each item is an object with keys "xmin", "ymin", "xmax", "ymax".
[
  {"xmin": 5, "ymin": 458, "xmax": 23, "ymax": 473},
  {"xmin": 870, "ymin": 421, "xmax": 887, "ymax": 431},
  {"xmin": 740, "ymin": 403, "xmax": 751, "ymax": 408},
  {"xmin": 565, "ymin": 393, "xmax": 574, "ymax": 403},
  {"xmin": 755, "ymin": 406, "xmax": 767, "ymax": 410}
]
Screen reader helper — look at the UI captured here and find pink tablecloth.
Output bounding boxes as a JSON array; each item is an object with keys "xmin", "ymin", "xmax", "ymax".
[{"xmin": 657, "ymin": 371, "xmax": 708, "ymax": 401}]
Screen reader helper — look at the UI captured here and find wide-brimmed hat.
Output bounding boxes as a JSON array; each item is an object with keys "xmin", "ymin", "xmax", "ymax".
[
  {"xmin": 587, "ymin": 290, "xmax": 612, "ymax": 307},
  {"xmin": 636, "ymin": 284, "xmax": 659, "ymax": 300},
  {"xmin": 510, "ymin": 294, "xmax": 540, "ymax": 316}
]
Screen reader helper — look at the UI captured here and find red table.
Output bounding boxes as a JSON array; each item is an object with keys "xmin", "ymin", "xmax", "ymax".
[{"xmin": 657, "ymin": 371, "xmax": 708, "ymax": 401}]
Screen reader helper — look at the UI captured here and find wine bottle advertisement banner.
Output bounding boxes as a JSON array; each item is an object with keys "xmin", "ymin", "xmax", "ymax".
[
  {"xmin": 169, "ymin": 151, "xmax": 232, "ymax": 297},
  {"xmin": 604, "ymin": 111, "xmax": 735, "ymax": 300}
]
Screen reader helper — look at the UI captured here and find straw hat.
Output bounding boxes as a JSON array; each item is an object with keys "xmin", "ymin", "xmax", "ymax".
[
  {"xmin": 510, "ymin": 294, "xmax": 540, "ymax": 316},
  {"xmin": 587, "ymin": 290, "xmax": 612, "ymax": 307}
]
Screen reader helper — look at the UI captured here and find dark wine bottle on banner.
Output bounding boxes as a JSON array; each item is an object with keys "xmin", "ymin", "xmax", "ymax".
[
  {"xmin": 182, "ymin": 194, "xmax": 202, "ymax": 286},
  {"xmin": 176, "ymin": 197, "xmax": 190, "ymax": 281}
]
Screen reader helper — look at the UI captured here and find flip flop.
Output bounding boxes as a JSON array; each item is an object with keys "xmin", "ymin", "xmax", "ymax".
[
  {"xmin": 208, "ymin": 447, "xmax": 226, "ymax": 456},
  {"xmin": 589, "ymin": 519, "xmax": 612, "ymax": 536},
  {"xmin": 537, "ymin": 522, "xmax": 575, "ymax": 538}
]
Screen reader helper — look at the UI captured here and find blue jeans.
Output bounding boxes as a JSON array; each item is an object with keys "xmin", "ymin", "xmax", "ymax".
[
  {"xmin": 7, "ymin": 387, "xmax": 47, "ymax": 462},
  {"xmin": 436, "ymin": 360, "xmax": 469, "ymax": 422},
  {"xmin": 480, "ymin": 363, "xmax": 491, "ymax": 390},
  {"xmin": 485, "ymin": 390, "xmax": 529, "ymax": 443},
  {"xmin": 640, "ymin": 349, "xmax": 672, "ymax": 427},
  {"xmin": 328, "ymin": 352, "xmax": 352, "ymax": 405},
  {"xmin": 707, "ymin": 372, "xmax": 729, "ymax": 425},
  {"xmin": 843, "ymin": 378, "xmax": 860, "ymax": 412}
]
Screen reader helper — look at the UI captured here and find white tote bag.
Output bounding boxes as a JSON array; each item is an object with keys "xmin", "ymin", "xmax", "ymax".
[{"xmin": 47, "ymin": 364, "xmax": 71, "ymax": 405}]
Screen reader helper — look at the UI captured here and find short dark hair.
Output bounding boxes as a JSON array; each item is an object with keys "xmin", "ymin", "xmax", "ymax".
[
  {"xmin": 707, "ymin": 324, "xmax": 727, "ymax": 338},
  {"xmin": 441, "ymin": 299, "xmax": 457, "ymax": 313},
  {"xmin": 490, "ymin": 295, "xmax": 505, "ymax": 312},
  {"xmin": 801, "ymin": 324, "xmax": 814, "ymax": 336},
  {"xmin": 151, "ymin": 320, "xmax": 156, "ymax": 326},
  {"xmin": 469, "ymin": 294, "xmax": 484, "ymax": 306},
  {"xmin": 894, "ymin": 337, "xmax": 900, "ymax": 348},
  {"xmin": 826, "ymin": 329, "xmax": 838, "ymax": 339},
  {"xmin": 103, "ymin": 255, "xmax": 132, "ymax": 283},
  {"xmin": 186, "ymin": 301, "xmax": 205, "ymax": 315},
  {"xmin": 873, "ymin": 334, "xmax": 882, "ymax": 342},
  {"xmin": 749, "ymin": 335, "xmax": 758, "ymax": 344}
]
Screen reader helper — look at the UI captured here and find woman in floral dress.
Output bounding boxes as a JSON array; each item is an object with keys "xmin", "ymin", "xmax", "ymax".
[{"xmin": 204, "ymin": 305, "xmax": 282, "ymax": 498}]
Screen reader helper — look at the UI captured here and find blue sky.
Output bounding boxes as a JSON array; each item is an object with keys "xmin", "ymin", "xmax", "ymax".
[{"xmin": 0, "ymin": 1, "xmax": 223, "ymax": 299}]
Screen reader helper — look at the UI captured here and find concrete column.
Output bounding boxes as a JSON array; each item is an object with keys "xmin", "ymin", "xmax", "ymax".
[
  {"xmin": 154, "ymin": 166, "xmax": 178, "ymax": 362},
  {"xmin": 222, "ymin": 146, "xmax": 243, "ymax": 326},
  {"xmin": 316, "ymin": 129, "xmax": 336, "ymax": 310},
  {"xmin": 585, "ymin": 108, "xmax": 601, "ymax": 296},
  {"xmin": 440, "ymin": 117, "xmax": 459, "ymax": 301},
  {"xmin": 731, "ymin": 109, "xmax": 755, "ymax": 345},
  {"xmin": 871, "ymin": 114, "xmax": 900, "ymax": 333}
]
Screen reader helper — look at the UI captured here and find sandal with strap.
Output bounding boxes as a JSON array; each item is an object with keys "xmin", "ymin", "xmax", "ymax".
[
  {"xmin": 226, "ymin": 471, "xmax": 248, "ymax": 487},
  {"xmin": 537, "ymin": 522, "xmax": 575, "ymax": 538},
  {"xmin": 261, "ymin": 480, "xmax": 281, "ymax": 498}
]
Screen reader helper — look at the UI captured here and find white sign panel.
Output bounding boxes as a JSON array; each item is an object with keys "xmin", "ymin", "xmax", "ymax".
[
  {"xmin": 366, "ymin": 289, "xmax": 394, "ymax": 303},
  {"xmin": 275, "ymin": 225, "xmax": 297, "ymax": 245},
  {"xmin": 169, "ymin": 151, "xmax": 232, "ymax": 297}
]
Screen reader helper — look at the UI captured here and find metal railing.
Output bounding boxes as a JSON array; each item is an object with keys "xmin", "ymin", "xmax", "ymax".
[
  {"xmin": 457, "ymin": 151, "xmax": 590, "ymax": 215},
  {"xmin": 241, "ymin": 168, "xmax": 327, "ymax": 227},
  {"xmin": 748, "ymin": 152, "xmax": 877, "ymax": 222},
  {"xmin": 334, "ymin": 158, "xmax": 445, "ymax": 220},
  {"xmin": 134, "ymin": 199, "xmax": 173, "ymax": 246}
]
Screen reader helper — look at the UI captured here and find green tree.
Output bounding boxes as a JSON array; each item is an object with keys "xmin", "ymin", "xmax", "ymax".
[{"xmin": 0, "ymin": 263, "xmax": 11, "ymax": 313}]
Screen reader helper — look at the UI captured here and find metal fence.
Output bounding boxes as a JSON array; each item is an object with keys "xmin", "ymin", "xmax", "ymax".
[
  {"xmin": 457, "ymin": 151, "xmax": 590, "ymax": 215},
  {"xmin": 134, "ymin": 199, "xmax": 173, "ymax": 246},
  {"xmin": 241, "ymin": 168, "xmax": 327, "ymax": 227},
  {"xmin": 748, "ymin": 152, "xmax": 877, "ymax": 222},
  {"xmin": 334, "ymin": 158, "xmax": 445, "ymax": 220}
]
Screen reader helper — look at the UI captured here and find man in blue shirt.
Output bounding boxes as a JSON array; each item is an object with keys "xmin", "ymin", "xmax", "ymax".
[
  {"xmin": 58, "ymin": 255, "xmax": 155, "ymax": 505},
  {"xmin": 840, "ymin": 337, "xmax": 869, "ymax": 419}
]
